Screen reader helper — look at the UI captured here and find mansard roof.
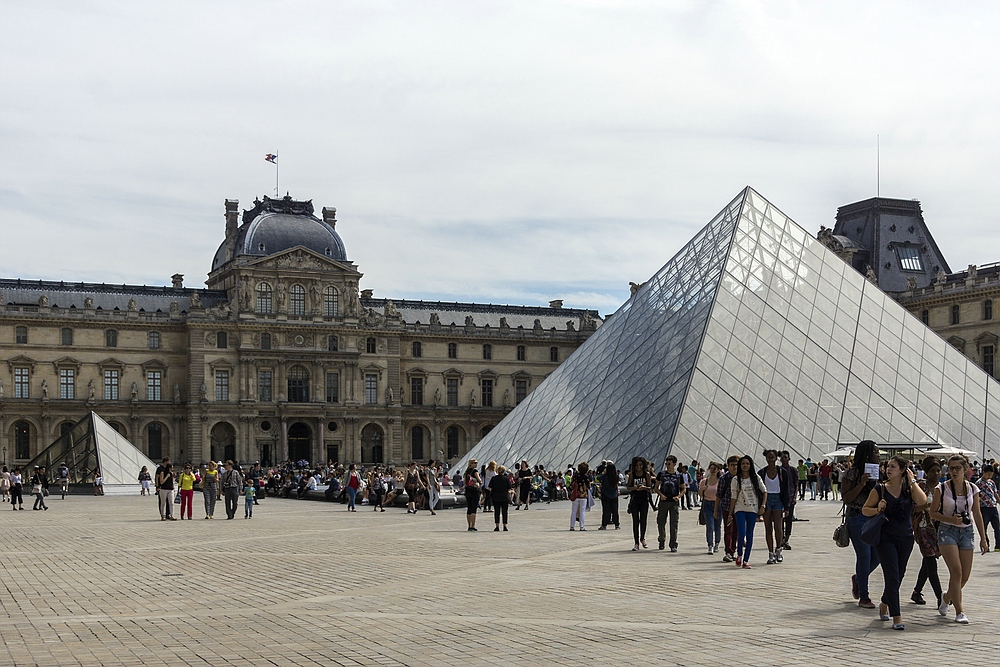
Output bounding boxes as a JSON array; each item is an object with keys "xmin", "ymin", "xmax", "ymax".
[{"xmin": 0, "ymin": 278, "xmax": 226, "ymax": 312}]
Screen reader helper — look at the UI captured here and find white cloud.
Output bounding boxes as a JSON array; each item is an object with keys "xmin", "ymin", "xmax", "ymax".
[{"xmin": 1, "ymin": 1, "xmax": 998, "ymax": 313}]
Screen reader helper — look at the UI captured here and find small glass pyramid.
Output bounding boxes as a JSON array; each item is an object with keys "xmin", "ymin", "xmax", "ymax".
[
  {"xmin": 25, "ymin": 411, "xmax": 158, "ymax": 494},
  {"xmin": 454, "ymin": 188, "xmax": 1000, "ymax": 470}
]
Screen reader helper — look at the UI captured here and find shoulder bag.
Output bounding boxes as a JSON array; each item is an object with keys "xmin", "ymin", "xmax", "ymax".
[
  {"xmin": 859, "ymin": 486, "xmax": 887, "ymax": 547},
  {"xmin": 832, "ymin": 509, "xmax": 850, "ymax": 548}
]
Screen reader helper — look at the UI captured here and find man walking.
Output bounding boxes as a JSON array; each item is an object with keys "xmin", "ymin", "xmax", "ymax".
[
  {"xmin": 221, "ymin": 460, "xmax": 243, "ymax": 520},
  {"xmin": 780, "ymin": 451, "xmax": 797, "ymax": 550},
  {"xmin": 716, "ymin": 456, "xmax": 739, "ymax": 562},
  {"xmin": 655, "ymin": 456, "xmax": 685, "ymax": 552}
]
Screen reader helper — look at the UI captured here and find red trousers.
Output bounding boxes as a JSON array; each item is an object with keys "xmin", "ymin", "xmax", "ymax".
[
  {"xmin": 179, "ymin": 489, "xmax": 194, "ymax": 519},
  {"xmin": 723, "ymin": 510, "xmax": 737, "ymax": 555}
]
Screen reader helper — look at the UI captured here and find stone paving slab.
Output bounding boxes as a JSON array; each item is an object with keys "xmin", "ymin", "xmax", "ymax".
[{"xmin": 1, "ymin": 495, "xmax": 999, "ymax": 666}]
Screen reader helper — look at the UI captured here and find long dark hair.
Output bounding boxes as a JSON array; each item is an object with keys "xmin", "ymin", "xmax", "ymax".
[
  {"xmin": 736, "ymin": 455, "xmax": 765, "ymax": 504},
  {"xmin": 630, "ymin": 456, "xmax": 647, "ymax": 478},
  {"xmin": 852, "ymin": 440, "xmax": 878, "ymax": 471}
]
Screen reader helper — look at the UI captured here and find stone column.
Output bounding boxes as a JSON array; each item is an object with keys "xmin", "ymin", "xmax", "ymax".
[
  {"xmin": 315, "ymin": 416, "xmax": 324, "ymax": 464},
  {"xmin": 280, "ymin": 418, "xmax": 288, "ymax": 462}
]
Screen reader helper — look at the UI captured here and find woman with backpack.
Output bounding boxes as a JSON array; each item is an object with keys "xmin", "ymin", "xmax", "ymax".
[
  {"xmin": 911, "ymin": 456, "xmax": 943, "ymax": 607},
  {"xmin": 930, "ymin": 454, "xmax": 989, "ymax": 624},
  {"xmin": 568, "ymin": 462, "xmax": 591, "ymax": 531},
  {"xmin": 729, "ymin": 455, "xmax": 766, "ymax": 569},
  {"xmin": 463, "ymin": 459, "xmax": 481, "ymax": 531},
  {"xmin": 862, "ymin": 456, "xmax": 926, "ymax": 630}
]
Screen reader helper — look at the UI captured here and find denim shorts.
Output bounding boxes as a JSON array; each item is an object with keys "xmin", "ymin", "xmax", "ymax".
[
  {"xmin": 765, "ymin": 494, "xmax": 784, "ymax": 512},
  {"xmin": 938, "ymin": 523, "xmax": 975, "ymax": 550}
]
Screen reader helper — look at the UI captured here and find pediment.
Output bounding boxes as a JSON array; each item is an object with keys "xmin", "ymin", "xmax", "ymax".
[
  {"xmin": 52, "ymin": 356, "xmax": 82, "ymax": 370},
  {"xmin": 6, "ymin": 354, "xmax": 35, "ymax": 371},
  {"xmin": 245, "ymin": 247, "xmax": 360, "ymax": 275},
  {"xmin": 98, "ymin": 357, "xmax": 126, "ymax": 370}
]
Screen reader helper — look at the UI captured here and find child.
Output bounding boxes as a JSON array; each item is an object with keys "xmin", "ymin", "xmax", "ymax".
[{"xmin": 244, "ymin": 481, "xmax": 255, "ymax": 519}]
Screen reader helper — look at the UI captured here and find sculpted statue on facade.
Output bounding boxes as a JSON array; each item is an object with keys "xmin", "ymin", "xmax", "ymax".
[
  {"xmin": 935, "ymin": 269, "xmax": 947, "ymax": 285},
  {"xmin": 470, "ymin": 389, "xmax": 476, "ymax": 407},
  {"xmin": 38, "ymin": 295, "xmax": 48, "ymax": 307},
  {"xmin": 465, "ymin": 315, "xmax": 475, "ymax": 326},
  {"xmin": 499, "ymin": 317, "xmax": 509, "ymax": 329},
  {"xmin": 41, "ymin": 379, "xmax": 48, "ymax": 399},
  {"xmin": 88, "ymin": 379, "xmax": 95, "ymax": 400},
  {"xmin": 275, "ymin": 282, "xmax": 287, "ymax": 311},
  {"xmin": 580, "ymin": 311, "xmax": 595, "ymax": 330},
  {"xmin": 131, "ymin": 382, "xmax": 138, "ymax": 400},
  {"xmin": 384, "ymin": 299, "xmax": 398, "ymax": 317},
  {"xmin": 310, "ymin": 282, "xmax": 322, "ymax": 314},
  {"xmin": 434, "ymin": 387, "xmax": 442, "ymax": 406},
  {"xmin": 174, "ymin": 383, "xmax": 182, "ymax": 404},
  {"xmin": 127, "ymin": 298, "xmax": 138, "ymax": 312},
  {"xmin": 84, "ymin": 297, "xmax": 94, "ymax": 309},
  {"xmin": 386, "ymin": 386, "xmax": 394, "ymax": 404},
  {"xmin": 239, "ymin": 276, "xmax": 254, "ymax": 311},
  {"xmin": 865, "ymin": 265, "xmax": 878, "ymax": 284},
  {"xmin": 906, "ymin": 276, "xmax": 918, "ymax": 291},
  {"xmin": 190, "ymin": 291, "xmax": 202, "ymax": 308},
  {"xmin": 200, "ymin": 382, "xmax": 208, "ymax": 402},
  {"xmin": 346, "ymin": 283, "xmax": 360, "ymax": 316},
  {"xmin": 566, "ymin": 320, "xmax": 575, "ymax": 332},
  {"xmin": 0, "ymin": 379, "xmax": 4, "ymax": 399},
  {"xmin": 429, "ymin": 312, "xmax": 440, "ymax": 325},
  {"xmin": 503, "ymin": 388, "xmax": 510, "ymax": 408}
]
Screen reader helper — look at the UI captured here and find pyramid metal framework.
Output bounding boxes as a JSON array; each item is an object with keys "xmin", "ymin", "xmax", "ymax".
[
  {"xmin": 454, "ymin": 188, "xmax": 1000, "ymax": 470},
  {"xmin": 26, "ymin": 411, "xmax": 157, "ymax": 495}
]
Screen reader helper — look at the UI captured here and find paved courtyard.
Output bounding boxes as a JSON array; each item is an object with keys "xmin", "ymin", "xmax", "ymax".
[{"xmin": 1, "ymin": 494, "xmax": 999, "ymax": 666}]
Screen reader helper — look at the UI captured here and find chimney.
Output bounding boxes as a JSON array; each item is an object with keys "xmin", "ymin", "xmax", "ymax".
[
  {"xmin": 225, "ymin": 199, "xmax": 239, "ymax": 262},
  {"xmin": 549, "ymin": 299, "xmax": 563, "ymax": 309},
  {"xmin": 171, "ymin": 274, "xmax": 184, "ymax": 289},
  {"xmin": 322, "ymin": 206, "xmax": 337, "ymax": 229}
]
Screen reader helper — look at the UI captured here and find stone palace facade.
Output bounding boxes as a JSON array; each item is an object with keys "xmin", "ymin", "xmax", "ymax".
[{"xmin": 0, "ymin": 195, "xmax": 600, "ymax": 467}]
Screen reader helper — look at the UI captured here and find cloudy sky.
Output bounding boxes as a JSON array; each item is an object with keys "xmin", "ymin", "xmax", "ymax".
[{"xmin": 2, "ymin": 1, "xmax": 998, "ymax": 315}]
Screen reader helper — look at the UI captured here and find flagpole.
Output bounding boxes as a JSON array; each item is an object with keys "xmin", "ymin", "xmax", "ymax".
[{"xmin": 275, "ymin": 151, "xmax": 279, "ymax": 197}]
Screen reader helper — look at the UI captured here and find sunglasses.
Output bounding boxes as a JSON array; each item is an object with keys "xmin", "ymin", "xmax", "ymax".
[{"xmin": 948, "ymin": 466, "xmax": 965, "ymax": 472}]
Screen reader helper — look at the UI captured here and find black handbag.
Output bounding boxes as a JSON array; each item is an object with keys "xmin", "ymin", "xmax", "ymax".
[{"xmin": 833, "ymin": 513, "xmax": 850, "ymax": 548}]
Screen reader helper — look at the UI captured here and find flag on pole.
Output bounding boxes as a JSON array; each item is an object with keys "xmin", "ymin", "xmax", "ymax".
[{"xmin": 265, "ymin": 153, "xmax": 277, "ymax": 163}]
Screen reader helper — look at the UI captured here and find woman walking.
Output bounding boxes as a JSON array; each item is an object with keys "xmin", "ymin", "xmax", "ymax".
[
  {"xmin": 569, "ymin": 462, "xmax": 591, "ymax": 531},
  {"xmin": 729, "ymin": 455, "xmax": 766, "ymax": 569},
  {"xmin": 31, "ymin": 466, "xmax": 48, "ymax": 511},
  {"xmin": 759, "ymin": 450, "xmax": 791, "ymax": 564},
  {"xmin": 627, "ymin": 457, "xmax": 653, "ymax": 550},
  {"xmin": 488, "ymin": 464, "xmax": 511, "ymax": 531},
  {"xmin": 426, "ymin": 460, "xmax": 440, "ymax": 515},
  {"xmin": 202, "ymin": 460, "xmax": 219, "ymax": 519},
  {"xmin": 0, "ymin": 466, "xmax": 9, "ymax": 503},
  {"xmin": 138, "ymin": 466, "xmax": 152, "ymax": 496},
  {"xmin": 841, "ymin": 440, "xmax": 881, "ymax": 608},
  {"xmin": 862, "ymin": 456, "xmax": 926, "ymax": 630},
  {"xmin": 930, "ymin": 455, "xmax": 989, "ymax": 623},
  {"xmin": 346, "ymin": 463, "xmax": 361, "ymax": 512},
  {"xmin": 404, "ymin": 462, "xmax": 423, "ymax": 514},
  {"xmin": 911, "ymin": 456, "xmax": 943, "ymax": 607},
  {"xmin": 155, "ymin": 462, "xmax": 176, "ymax": 520},
  {"xmin": 599, "ymin": 461, "xmax": 620, "ymax": 530},
  {"xmin": 177, "ymin": 464, "xmax": 197, "ymax": 520},
  {"xmin": 10, "ymin": 467, "xmax": 24, "ymax": 510},
  {"xmin": 699, "ymin": 462, "xmax": 722, "ymax": 554},
  {"xmin": 369, "ymin": 465, "xmax": 386, "ymax": 512},
  {"xmin": 464, "ymin": 459, "xmax": 481, "ymax": 531}
]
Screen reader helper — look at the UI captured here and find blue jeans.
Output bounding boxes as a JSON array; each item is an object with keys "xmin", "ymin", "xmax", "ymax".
[
  {"xmin": 347, "ymin": 486, "xmax": 357, "ymax": 510},
  {"xmin": 735, "ymin": 511, "xmax": 757, "ymax": 562},
  {"xmin": 980, "ymin": 506, "xmax": 1000, "ymax": 547},
  {"xmin": 848, "ymin": 511, "xmax": 881, "ymax": 599},
  {"xmin": 702, "ymin": 500, "xmax": 722, "ymax": 547},
  {"xmin": 244, "ymin": 497, "xmax": 253, "ymax": 518}
]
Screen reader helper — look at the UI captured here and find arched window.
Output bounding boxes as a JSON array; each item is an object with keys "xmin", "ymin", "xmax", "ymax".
[
  {"xmin": 411, "ymin": 426, "xmax": 425, "ymax": 461},
  {"xmin": 446, "ymin": 426, "xmax": 461, "ymax": 459},
  {"xmin": 147, "ymin": 422, "xmax": 163, "ymax": 460},
  {"xmin": 289, "ymin": 285, "xmax": 306, "ymax": 316},
  {"xmin": 366, "ymin": 337, "xmax": 377, "ymax": 354},
  {"xmin": 256, "ymin": 283, "xmax": 273, "ymax": 314},
  {"xmin": 480, "ymin": 425, "xmax": 493, "ymax": 439},
  {"xmin": 14, "ymin": 421, "xmax": 31, "ymax": 459},
  {"xmin": 412, "ymin": 341, "xmax": 422, "ymax": 358},
  {"xmin": 324, "ymin": 286, "xmax": 339, "ymax": 317},
  {"xmin": 287, "ymin": 365, "xmax": 309, "ymax": 402}
]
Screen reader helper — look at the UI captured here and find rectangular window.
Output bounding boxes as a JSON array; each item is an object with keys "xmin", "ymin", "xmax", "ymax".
[
  {"xmin": 550, "ymin": 346, "xmax": 559, "ymax": 362},
  {"xmin": 412, "ymin": 341, "xmax": 422, "ymax": 358},
  {"xmin": 327, "ymin": 335, "xmax": 337, "ymax": 352},
  {"xmin": 147, "ymin": 370, "xmax": 162, "ymax": 401},
  {"xmin": 103, "ymin": 369, "xmax": 119, "ymax": 400},
  {"xmin": 326, "ymin": 372, "xmax": 339, "ymax": 403},
  {"xmin": 483, "ymin": 344, "xmax": 492, "ymax": 360},
  {"xmin": 986, "ymin": 300, "xmax": 993, "ymax": 321},
  {"xmin": 896, "ymin": 245, "xmax": 924, "ymax": 272},
  {"xmin": 215, "ymin": 370, "xmax": 229, "ymax": 401},
  {"xmin": 515, "ymin": 379, "xmax": 527, "ymax": 405},
  {"xmin": 984, "ymin": 345, "xmax": 995, "ymax": 377},
  {"xmin": 448, "ymin": 342, "xmax": 457, "ymax": 359},
  {"xmin": 59, "ymin": 368, "xmax": 75, "ymax": 399},
  {"xmin": 15, "ymin": 326, "xmax": 27, "ymax": 344},
  {"xmin": 952, "ymin": 305, "xmax": 960, "ymax": 325},
  {"xmin": 61, "ymin": 328, "xmax": 73, "ymax": 346},
  {"xmin": 14, "ymin": 367, "xmax": 29, "ymax": 398},
  {"xmin": 481, "ymin": 378, "xmax": 493, "ymax": 407},
  {"xmin": 364, "ymin": 374, "xmax": 378, "ymax": 404},
  {"xmin": 410, "ymin": 377, "xmax": 423, "ymax": 406},
  {"xmin": 261, "ymin": 333, "xmax": 271, "ymax": 350},
  {"xmin": 147, "ymin": 423, "xmax": 162, "ymax": 461},
  {"xmin": 105, "ymin": 330, "xmax": 117, "ymax": 347},
  {"xmin": 258, "ymin": 370, "xmax": 273, "ymax": 402},
  {"xmin": 217, "ymin": 332, "xmax": 227, "ymax": 349},
  {"xmin": 517, "ymin": 345, "xmax": 525, "ymax": 361},
  {"xmin": 366, "ymin": 337, "xmax": 377, "ymax": 354},
  {"xmin": 447, "ymin": 378, "xmax": 458, "ymax": 406},
  {"xmin": 148, "ymin": 332, "xmax": 160, "ymax": 349},
  {"xmin": 921, "ymin": 309, "xmax": 929, "ymax": 326}
]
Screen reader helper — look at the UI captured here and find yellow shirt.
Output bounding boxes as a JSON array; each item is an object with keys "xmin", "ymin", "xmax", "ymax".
[{"xmin": 179, "ymin": 472, "xmax": 197, "ymax": 491}]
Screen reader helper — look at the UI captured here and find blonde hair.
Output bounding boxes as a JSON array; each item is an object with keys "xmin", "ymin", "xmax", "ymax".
[
  {"xmin": 497, "ymin": 465, "xmax": 507, "ymax": 475},
  {"xmin": 487, "ymin": 461, "xmax": 497, "ymax": 471}
]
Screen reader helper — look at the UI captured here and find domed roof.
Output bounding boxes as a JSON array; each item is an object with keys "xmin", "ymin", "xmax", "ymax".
[{"xmin": 211, "ymin": 196, "xmax": 347, "ymax": 271}]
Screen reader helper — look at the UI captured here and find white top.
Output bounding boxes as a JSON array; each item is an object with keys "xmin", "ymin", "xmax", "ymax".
[
  {"xmin": 731, "ymin": 475, "xmax": 765, "ymax": 514},
  {"xmin": 763, "ymin": 469, "xmax": 781, "ymax": 494},
  {"xmin": 940, "ymin": 479, "xmax": 978, "ymax": 517},
  {"xmin": 483, "ymin": 470, "xmax": 496, "ymax": 489}
]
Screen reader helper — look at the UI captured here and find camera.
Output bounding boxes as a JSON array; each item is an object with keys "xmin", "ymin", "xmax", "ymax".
[{"xmin": 959, "ymin": 511, "xmax": 972, "ymax": 526}]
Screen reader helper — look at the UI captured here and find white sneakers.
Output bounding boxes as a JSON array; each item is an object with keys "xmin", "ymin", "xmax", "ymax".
[
  {"xmin": 938, "ymin": 600, "xmax": 950, "ymax": 616},
  {"xmin": 955, "ymin": 613, "xmax": 970, "ymax": 624}
]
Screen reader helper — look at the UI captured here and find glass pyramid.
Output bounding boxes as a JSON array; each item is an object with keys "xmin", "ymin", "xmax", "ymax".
[
  {"xmin": 454, "ymin": 187, "xmax": 1000, "ymax": 470},
  {"xmin": 26, "ymin": 411, "xmax": 157, "ymax": 495}
]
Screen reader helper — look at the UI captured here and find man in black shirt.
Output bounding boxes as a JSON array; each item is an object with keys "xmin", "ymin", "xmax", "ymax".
[{"xmin": 656, "ymin": 455, "xmax": 685, "ymax": 552}]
